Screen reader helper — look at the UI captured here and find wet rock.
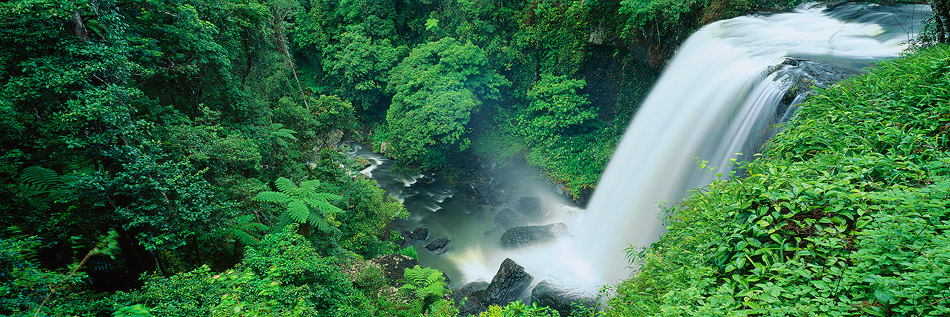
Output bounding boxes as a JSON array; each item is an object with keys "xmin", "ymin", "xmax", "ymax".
[
  {"xmin": 403, "ymin": 227, "xmax": 429, "ymax": 241},
  {"xmin": 459, "ymin": 289, "xmax": 490, "ymax": 316},
  {"xmin": 531, "ymin": 280, "xmax": 597, "ymax": 316},
  {"xmin": 494, "ymin": 208, "xmax": 533, "ymax": 228},
  {"xmin": 460, "ymin": 258, "xmax": 534, "ymax": 316},
  {"xmin": 500, "ymin": 223, "xmax": 570, "ymax": 249},
  {"xmin": 485, "ymin": 258, "xmax": 534, "ymax": 306},
  {"xmin": 516, "ymin": 196, "xmax": 544, "ymax": 219},
  {"xmin": 574, "ymin": 186, "xmax": 594, "ymax": 208},
  {"xmin": 354, "ymin": 158, "xmax": 372, "ymax": 170},
  {"xmin": 368, "ymin": 254, "xmax": 417, "ymax": 287},
  {"xmin": 453, "ymin": 281, "xmax": 489, "ymax": 305},
  {"xmin": 315, "ymin": 129, "xmax": 344, "ymax": 150},
  {"xmin": 425, "ymin": 237, "xmax": 450, "ymax": 253}
]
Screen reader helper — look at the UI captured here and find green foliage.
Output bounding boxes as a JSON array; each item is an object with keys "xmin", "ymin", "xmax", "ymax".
[
  {"xmin": 322, "ymin": 25, "xmax": 403, "ymax": 112},
  {"xmin": 253, "ymin": 177, "xmax": 344, "ymax": 233},
  {"xmin": 396, "ymin": 246, "xmax": 418, "ymax": 260},
  {"xmin": 116, "ymin": 225, "xmax": 357, "ymax": 315},
  {"xmin": 517, "ymin": 74, "xmax": 597, "ymax": 147},
  {"xmin": 114, "ymin": 304, "xmax": 154, "ymax": 317},
  {"xmin": 618, "ymin": 0, "xmax": 808, "ymax": 65},
  {"xmin": 477, "ymin": 300, "xmax": 560, "ymax": 317},
  {"xmin": 399, "ymin": 265, "xmax": 449, "ymax": 313},
  {"xmin": 609, "ymin": 45, "xmax": 950, "ymax": 316},
  {"xmin": 384, "ymin": 37, "xmax": 508, "ymax": 169}
]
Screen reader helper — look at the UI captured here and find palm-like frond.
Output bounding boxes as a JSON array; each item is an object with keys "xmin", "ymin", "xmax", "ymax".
[
  {"xmin": 256, "ymin": 177, "xmax": 347, "ymax": 232},
  {"xmin": 19, "ymin": 166, "xmax": 67, "ymax": 199},
  {"xmin": 308, "ymin": 213, "xmax": 331, "ymax": 233},
  {"xmin": 253, "ymin": 191, "xmax": 291, "ymax": 204},
  {"xmin": 274, "ymin": 177, "xmax": 298, "ymax": 196},
  {"xmin": 287, "ymin": 200, "xmax": 310, "ymax": 223},
  {"xmin": 399, "ymin": 265, "xmax": 447, "ymax": 301}
]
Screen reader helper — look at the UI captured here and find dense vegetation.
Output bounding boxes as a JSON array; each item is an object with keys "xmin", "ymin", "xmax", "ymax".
[
  {"xmin": 610, "ymin": 45, "xmax": 950, "ymax": 315},
  {"xmin": 0, "ymin": 0, "xmax": 663, "ymax": 314},
  {"xmin": 3, "ymin": 0, "xmax": 946, "ymax": 315}
]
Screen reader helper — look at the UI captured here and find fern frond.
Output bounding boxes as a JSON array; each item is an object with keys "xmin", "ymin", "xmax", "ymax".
[
  {"xmin": 287, "ymin": 200, "xmax": 310, "ymax": 223},
  {"xmin": 312, "ymin": 192, "xmax": 342, "ymax": 202},
  {"xmin": 308, "ymin": 213, "xmax": 331, "ymax": 232},
  {"xmin": 275, "ymin": 129, "xmax": 298, "ymax": 140},
  {"xmin": 274, "ymin": 177, "xmax": 298, "ymax": 196},
  {"xmin": 243, "ymin": 222, "xmax": 269, "ymax": 232},
  {"xmin": 233, "ymin": 214, "xmax": 256, "ymax": 224},
  {"xmin": 299, "ymin": 180, "xmax": 322, "ymax": 191},
  {"xmin": 234, "ymin": 230, "xmax": 260, "ymax": 246},
  {"xmin": 253, "ymin": 191, "xmax": 291, "ymax": 204},
  {"xmin": 20, "ymin": 166, "xmax": 64, "ymax": 197},
  {"xmin": 305, "ymin": 199, "xmax": 344, "ymax": 213},
  {"xmin": 271, "ymin": 123, "xmax": 284, "ymax": 130}
]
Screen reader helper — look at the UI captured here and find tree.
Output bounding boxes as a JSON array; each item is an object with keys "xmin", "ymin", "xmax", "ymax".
[
  {"xmin": 384, "ymin": 37, "xmax": 507, "ymax": 168},
  {"xmin": 934, "ymin": 0, "xmax": 950, "ymax": 43},
  {"xmin": 321, "ymin": 25, "xmax": 402, "ymax": 113},
  {"xmin": 516, "ymin": 74, "xmax": 597, "ymax": 147}
]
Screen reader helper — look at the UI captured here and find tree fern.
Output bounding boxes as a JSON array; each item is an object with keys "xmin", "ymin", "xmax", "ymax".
[
  {"xmin": 253, "ymin": 177, "xmax": 344, "ymax": 233},
  {"xmin": 203, "ymin": 214, "xmax": 269, "ymax": 254},
  {"xmin": 19, "ymin": 166, "xmax": 71, "ymax": 202},
  {"xmin": 270, "ymin": 123, "xmax": 298, "ymax": 141}
]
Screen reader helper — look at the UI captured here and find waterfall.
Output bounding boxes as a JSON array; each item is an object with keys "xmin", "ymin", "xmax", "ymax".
[
  {"xmin": 371, "ymin": 2, "xmax": 933, "ymax": 296},
  {"xmin": 568, "ymin": 3, "xmax": 931, "ymax": 288}
]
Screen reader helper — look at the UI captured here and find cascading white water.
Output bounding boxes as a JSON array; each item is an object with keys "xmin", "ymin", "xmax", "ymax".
[
  {"xmin": 569, "ymin": 3, "xmax": 931, "ymax": 288},
  {"xmin": 355, "ymin": 2, "xmax": 932, "ymax": 298}
]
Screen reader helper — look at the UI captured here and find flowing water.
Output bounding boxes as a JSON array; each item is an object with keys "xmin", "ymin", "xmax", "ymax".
[{"xmin": 352, "ymin": 3, "xmax": 932, "ymax": 294}]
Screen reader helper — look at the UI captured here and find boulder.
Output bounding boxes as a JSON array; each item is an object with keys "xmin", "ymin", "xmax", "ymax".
[
  {"xmin": 354, "ymin": 158, "xmax": 372, "ymax": 171},
  {"xmin": 452, "ymin": 281, "xmax": 489, "ymax": 305},
  {"xmin": 459, "ymin": 289, "xmax": 490, "ymax": 316},
  {"xmin": 531, "ymin": 280, "xmax": 597, "ymax": 316},
  {"xmin": 494, "ymin": 208, "xmax": 532, "ymax": 228},
  {"xmin": 425, "ymin": 237, "xmax": 450, "ymax": 253},
  {"xmin": 315, "ymin": 129, "xmax": 344, "ymax": 150},
  {"xmin": 500, "ymin": 223, "xmax": 569, "ymax": 249},
  {"xmin": 516, "ymin": 196, "xmax": 544, "ymax": 219},
  {"xmin": 403, "ymin": 227, "xmax": 429, "ymax": 241},
  {"xmin": 485, "ymin": 258, "xmax": 534, "ymax": 306},
  {"xmin": 368, "ymin": 254, "xmax": 417, "ymax": 287},
  {"xmin": 460, "ymin": 258, "xmax": 534, "ymax": 316}
]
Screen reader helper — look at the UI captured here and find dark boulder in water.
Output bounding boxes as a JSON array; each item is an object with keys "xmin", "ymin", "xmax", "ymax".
[
  {"xmin": 460, "ymin": 258, "xmax": 534, "ymax": 316},
  {"xmin": 494, "ymin": 207, "xmax": 532, "ymax": 228},
  {"xmin": 485, "ymin": 258, "xmax": 534, "ymax": 306},
  {"xmin": 500, "ymin": 223, "xmax": 569, "ymax": 249},
  {"xmin": 453, "ymin": 281, "xmax": 489, "ymax": 307},
  {"xmin": 531, "ymin": 280, "xmax": 598, "ymax": 316},
  {"xmin": 403, "ymin": 227, "xmax": 429, "ymax": 241},
  {"xmin": 425, "ymin": 237, "xmax": 450, "ymax": 253},
  {"xmin": 516, "ymin": 196, "xmax": 545, "ymax": 219}
]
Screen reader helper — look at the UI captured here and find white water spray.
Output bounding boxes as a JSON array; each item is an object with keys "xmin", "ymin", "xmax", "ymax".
[{"xmin": 568, "ymin": 3, "xmax": 930, "ymax": 288}]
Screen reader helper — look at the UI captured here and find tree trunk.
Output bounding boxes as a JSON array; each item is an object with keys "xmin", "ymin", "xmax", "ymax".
[{"xmin": 933, "ymin": 0, "xmax": 950, "ymax": 43}]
